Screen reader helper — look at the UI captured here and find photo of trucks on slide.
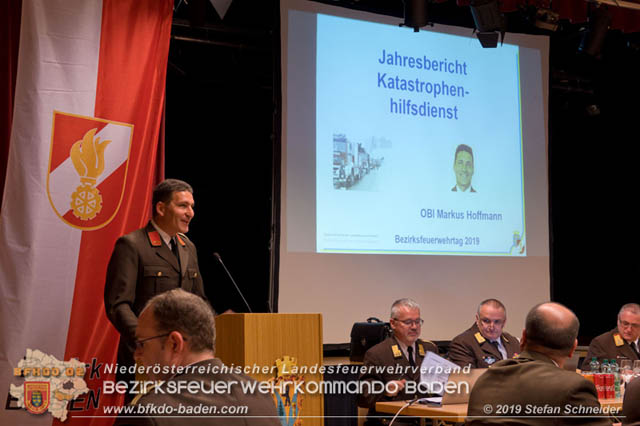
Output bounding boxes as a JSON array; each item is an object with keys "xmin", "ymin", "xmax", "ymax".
[{"xmin": 332, "ymin": 133, "xmax": 385, "ymax": 190}]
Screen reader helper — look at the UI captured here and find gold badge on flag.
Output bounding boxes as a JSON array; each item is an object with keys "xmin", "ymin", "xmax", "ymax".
[
  {"xmin": 69, "ymin": 128, "xmax": 111, "ymax": 220},
  {"xmin": 47, "ymin": 111, "xmax": 133, "ymax": 230}
]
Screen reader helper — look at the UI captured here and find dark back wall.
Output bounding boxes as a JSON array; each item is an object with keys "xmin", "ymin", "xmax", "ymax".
[{"xmin": 164, "ymin": 0, "xmax": 639, "ymax": 345}]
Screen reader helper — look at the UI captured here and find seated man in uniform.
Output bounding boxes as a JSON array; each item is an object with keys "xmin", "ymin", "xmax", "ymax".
[
  {"xmin": 358, "ymin": 298, "xmax": 438, "ymax": 425},
  {"xmin": 448, "ymin": 299, "xmax": 520, "ymax": 368},
  {"xmin": 623, "ymin": 376, "xmax": 640, "ymax": 425},
  {"xmin": 115, "ymin": 289, "xmax": 279, "ymax": 426},
  {"xmin": 467, "ymin": 302, "xmax": 611, "ymax": 425},
  {"xmin": 581, "ymin": 303, "xmax": 640, "ymax": 370}
]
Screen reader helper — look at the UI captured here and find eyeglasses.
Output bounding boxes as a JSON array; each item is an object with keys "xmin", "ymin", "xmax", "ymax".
[
  {"xmin": 619, "ymin": 319, "xmax": 640, "ymax": 329},
  {"xmin": 134, "ymin": 333, "xmax": 172, "ymax": 350},
  {"xmin": 393, "ymin": 318, "xmax": 424, "ymax": 326},
  {"xmin": 479, "ymin": 318, "xmax": 505, "ymax": 326}
]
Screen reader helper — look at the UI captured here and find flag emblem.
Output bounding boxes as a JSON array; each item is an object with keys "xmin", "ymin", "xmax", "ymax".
[
  {"xmin": 24, "ymin": 382, "xmax": 50, "ymax": 415},
  {"xmin": 47, "ymin": 111, "xmax": 134, "ymax": 230}
]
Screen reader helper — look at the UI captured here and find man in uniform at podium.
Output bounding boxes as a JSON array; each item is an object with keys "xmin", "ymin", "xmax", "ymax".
[
  {"xmin": 581, "ymin": 303, "xmax": 640, "ymax": 370},
  {"xmin": 358, "ymin": 298, "xmax": 438, "ymax": 425},
  {"xmin": 448, "ymin": 299, "xmax": 520, "ymax": 368},
  {"xmin": 104, "ymin": 179, "xmax": 206, "ymax": 399}
]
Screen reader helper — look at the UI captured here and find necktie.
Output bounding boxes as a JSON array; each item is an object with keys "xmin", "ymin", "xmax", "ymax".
[
  {"xmin": 489, "ymin": 340, "xmax": 504, "ymax": 359},
  {"xmin": 170, "ymin": 237, "xmax": 180, "ymax": 265},
  {"xmin": 407, "ymin": 346, "xmax": 415, "ymax": 367}
]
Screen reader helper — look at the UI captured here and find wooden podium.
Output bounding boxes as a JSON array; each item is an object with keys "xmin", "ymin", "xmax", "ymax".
[{"xmin": 216, "ymin": 313, "xmax": 324, "ymax": 426}]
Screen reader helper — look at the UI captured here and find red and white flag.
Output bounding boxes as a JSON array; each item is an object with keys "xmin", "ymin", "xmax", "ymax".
[{"xmin": 0, "ymin": 1, "xmax": 172, "ymax": 424}]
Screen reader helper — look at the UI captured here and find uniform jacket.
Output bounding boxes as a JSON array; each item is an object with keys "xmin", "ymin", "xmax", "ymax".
[
  {"xmin": 448, "ymin": 323, "xmax": 520, "ymax": 368},
  {"xmin": 104, "ymin": 222, "xmax": 205, "ymax": 375},
  {"xmin": 358, "ymin": 336, "xmax": 438, "ymax": 412},
  {"xmin": 623, "ymin": 376, "xmax": 640, "ymax": 426},
  {"xmin": 581, "ymin": 328, "xmax": 639, "ymax": 370},
  {"xmin": 114, "ymin": 358, "xmax": 280, "ymax": 426},
  {"xmin": 466, "ymin": 350, "xmax": 612, "ymax": 425}
]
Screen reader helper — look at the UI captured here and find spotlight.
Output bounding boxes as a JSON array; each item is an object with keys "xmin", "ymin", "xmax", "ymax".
[
  {"xmin": 579, "ymin": 5, "xmax": 611, "ymax": 58},
  {"xmin": 469, "ymin": 0, "xmax": 506, "ymax": 48},
  {"xmin": 535, "ymin": 8, "xmax": 560, "ymax": 32},
  {"xmin": 402, "ymin": 0, "xmax": 429, "ymax": 33}
]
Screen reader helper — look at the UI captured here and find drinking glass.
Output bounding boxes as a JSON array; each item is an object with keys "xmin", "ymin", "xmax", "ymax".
[{"xmin": 620, "ymin": 359, "xmax": 634, "ymax": 384}]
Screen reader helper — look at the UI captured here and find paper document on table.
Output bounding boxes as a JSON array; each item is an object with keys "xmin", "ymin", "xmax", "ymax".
[
  {"xmin": 419, "ymin": 351, "xmax": 460, "ymax": 396},
  {"xmin": 418, "ymin": 396, "xmax": 443, "ymax": 405}
]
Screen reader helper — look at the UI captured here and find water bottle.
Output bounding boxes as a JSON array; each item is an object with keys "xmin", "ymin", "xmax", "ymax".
[
  {"xmin": 610, "ymin": 359, "xmax": 621, "ymax": 398},
  {"xmin": 601, "ymin": 359, "xmax": 613, "ymax": 398},
  {"xmin": 589, "ymin": 357, "xmax": 600, "ymax": 373}
]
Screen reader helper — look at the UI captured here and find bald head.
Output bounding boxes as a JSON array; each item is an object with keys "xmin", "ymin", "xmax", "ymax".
[{"xmin": 524, "ymin": 302, "xmax": 579, "ymax": 357}]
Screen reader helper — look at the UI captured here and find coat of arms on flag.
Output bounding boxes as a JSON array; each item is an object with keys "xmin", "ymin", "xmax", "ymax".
[
  {"xmin": 24, "ymin": 382, "xmax": 50, "ymax": 415},
  {"xmin": 46, "ymin": 111, "xmax": 134, "ymax": 230}
]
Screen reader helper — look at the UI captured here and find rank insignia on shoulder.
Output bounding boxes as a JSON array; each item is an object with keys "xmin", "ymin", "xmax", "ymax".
[
  {"xmin": 391, "ymin": 345, "xmax": 402, "ymax": 358},
  {"xmin": 475, "ymin": 332, "xmax": 486, "ymax": 344},
  {"xmin": 613, "ymin": 333, "xmax": 625, "ymax": 347},
  {"xmin": 483, "ymin": 356, "xmax": 497, "ymax": 365},
  {"xmin": 418, "ymin": 343, "xmax": 425, "ymax": 357},
  {"xmin": 147, "ymin": 230, "xmax": 162, "ymax": 247}
]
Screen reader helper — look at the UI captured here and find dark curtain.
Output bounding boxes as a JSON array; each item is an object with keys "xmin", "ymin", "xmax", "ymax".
[
  {"xmin": 0, "ymin": 0, "xmax": 22, "ymax": 210},
  {"xmin": 455, "ymin": 0, "xmax": 640, "ymax": 32}
]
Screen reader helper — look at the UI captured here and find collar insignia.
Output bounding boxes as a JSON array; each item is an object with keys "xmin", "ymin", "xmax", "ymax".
[
  {"xmin": 613, "ymin": 333, "xmax": 625, "ymax": 347},
  {"xmin": 391, "ymin": 345, "xmax": 402, "ymax": 358},
  {"xmin": 475, "ymin": 332, "xmax": 486, "ymax": 344},
  {"xmin": 418, "ymin": 343, "xmax": 425, "ymax": 357},
  {"xmin": 147, "ymin": 230, "xmax": 162, "ymax": 247}
]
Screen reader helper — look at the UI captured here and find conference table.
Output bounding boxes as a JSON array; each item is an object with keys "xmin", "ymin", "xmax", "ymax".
[{"xmin": 376, "ymin": 398, "xmax": 623, "ymax": 425}]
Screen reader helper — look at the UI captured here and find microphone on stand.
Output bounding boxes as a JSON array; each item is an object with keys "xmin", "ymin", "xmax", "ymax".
[{"xmin": 213, "ymin": 252, "xmax": 253, "ymax": 313}]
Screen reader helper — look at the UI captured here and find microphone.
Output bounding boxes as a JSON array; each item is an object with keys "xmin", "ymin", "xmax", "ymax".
[{"xmin": 213, "ymin": 252, "xmax": 253, "ymax": 313}]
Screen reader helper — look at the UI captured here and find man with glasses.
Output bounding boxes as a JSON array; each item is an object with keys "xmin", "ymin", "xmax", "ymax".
[
  {"xmin": 581, "ymin": 303, "xmax": 640, "ymax": 370},
  {"xmin": 115, "ymin": 288, "xmax": 279, "ymax": 425},
  {"xmin": 448, "ymin": 299, "xmax": 520, "ymax": 368},
  {"xmin": 358, "ymin": 298, "xmax": 438, "ymax": 425}
]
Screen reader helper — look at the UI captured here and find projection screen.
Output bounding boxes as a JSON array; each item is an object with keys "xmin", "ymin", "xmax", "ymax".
[{"xmin": 279, "ymin": 0, "xmax": 550, "ymax": 344}]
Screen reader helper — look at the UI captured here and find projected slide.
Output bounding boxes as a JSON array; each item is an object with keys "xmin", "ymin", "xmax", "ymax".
[{"xmin": 316, "ymin": 14, "xmax": 525, "ymax": 256}]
